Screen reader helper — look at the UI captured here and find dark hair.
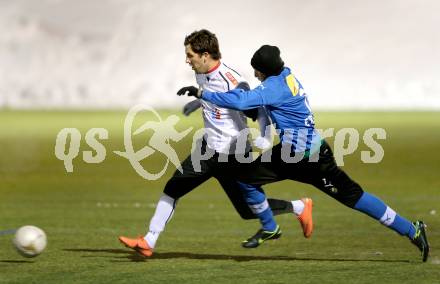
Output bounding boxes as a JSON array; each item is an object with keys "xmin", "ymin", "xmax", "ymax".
[{"xmin": 184, "ymin": 29, "xmax": 221, "ymax": 60}]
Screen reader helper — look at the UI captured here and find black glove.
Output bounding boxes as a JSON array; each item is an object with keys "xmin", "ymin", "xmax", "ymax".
[
  {"xmin": 177, "ymin": 86, "xmax": 201, "ymax": 98},
  {"xmin": 183, "ymin": 99, "xmax": 202, "ymax": 116}
]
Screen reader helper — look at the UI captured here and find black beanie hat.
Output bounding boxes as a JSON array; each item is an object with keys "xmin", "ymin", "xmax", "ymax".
[{"xmin": 251, "ymin": 45, "xmax": 284, "ymax": 76}]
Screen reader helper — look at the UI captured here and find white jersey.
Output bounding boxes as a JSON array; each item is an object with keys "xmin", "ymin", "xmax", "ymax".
[{"xmin": 195, "ymin": 62, "xmax": 251, "ymax": 154}]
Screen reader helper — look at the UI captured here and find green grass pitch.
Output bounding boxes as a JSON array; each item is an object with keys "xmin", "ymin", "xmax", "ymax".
[{"xmin": 0, "ymin": 110, "xmax": 439, "ymax": 283}]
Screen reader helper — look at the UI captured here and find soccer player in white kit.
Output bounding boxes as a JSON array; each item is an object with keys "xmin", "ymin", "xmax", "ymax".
[{"xmin": 119, "ymin": 30, "xmax": 313, "ymax": 257}]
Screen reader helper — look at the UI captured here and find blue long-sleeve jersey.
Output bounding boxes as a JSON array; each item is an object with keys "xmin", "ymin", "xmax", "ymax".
[{"xmin": 202, "ymin": 67, "xmax": 321, "ymax": 153}]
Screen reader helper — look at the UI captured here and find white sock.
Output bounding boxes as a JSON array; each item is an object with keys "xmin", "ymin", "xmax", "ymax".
[
  {"xmin": 144, "ymin": 194, "xmax": 176, "ymax": 248},
  {"xmin": 292, "ymin": 200, "xmax": 305, "ymax": 216}
]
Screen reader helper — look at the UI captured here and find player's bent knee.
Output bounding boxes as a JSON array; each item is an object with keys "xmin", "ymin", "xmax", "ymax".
[{"xmin": 163, "ymin": 181, "xmax": 182, "ymax": 200}]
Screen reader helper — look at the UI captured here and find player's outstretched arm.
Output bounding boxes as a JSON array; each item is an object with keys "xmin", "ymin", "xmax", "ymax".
[{"xmin": 201, "ymin": 87, "xmax": 264, "ymax": 110}]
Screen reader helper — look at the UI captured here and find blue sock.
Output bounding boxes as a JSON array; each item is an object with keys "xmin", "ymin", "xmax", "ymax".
[
  {"xmin": 238, "ymin": 182, "xmax": 277, "ymax": 231},
  {"xmin": 354, "ymin": 192, "xmax": 416, "ymax": 238},
  {"xmin": 255, "ymin": 207, "xmax": 277, "ymax": 232}
]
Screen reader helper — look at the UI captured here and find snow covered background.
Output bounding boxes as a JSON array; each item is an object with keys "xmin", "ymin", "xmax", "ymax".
[{"xmin": 0, "ymin": 0, "xmax": 439, "ymax": 110}]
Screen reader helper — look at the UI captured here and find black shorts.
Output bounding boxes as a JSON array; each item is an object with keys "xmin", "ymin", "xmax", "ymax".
[
  {"xmin": 235, "ymin": 140, "xmax": 364, "ymax": 208},
  {"xmin": 163, "ymin": 139, "xmax": 256, "ymax": 219}
]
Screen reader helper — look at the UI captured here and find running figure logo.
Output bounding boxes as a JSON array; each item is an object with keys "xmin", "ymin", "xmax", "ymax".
[{"xmin": 114, "ymin": 105, "xmax": 193, "ymax": 180}]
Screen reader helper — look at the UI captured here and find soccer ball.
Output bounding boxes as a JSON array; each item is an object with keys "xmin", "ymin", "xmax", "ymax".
[{"xmin": 13, "ymin": 225, "xmax": 47, "ymax": 257}]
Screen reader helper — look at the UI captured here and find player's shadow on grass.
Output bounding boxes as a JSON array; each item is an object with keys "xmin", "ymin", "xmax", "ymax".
[
  {"xmin": 0, "ymin": 260, "xmax": 34, "ymax": 263},
  {"xmin": 63, "ymin": 248, "xmax": 411, "ymax": 263}
]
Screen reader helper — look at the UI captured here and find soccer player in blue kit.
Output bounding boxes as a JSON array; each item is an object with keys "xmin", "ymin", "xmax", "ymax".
[
  {"xmin": 178, "ymin": 45, "xmax": 430, "ymax": 262},
  {"xmin": 119, "ymin": 31, "xmax": 313, "ymax": 257}
]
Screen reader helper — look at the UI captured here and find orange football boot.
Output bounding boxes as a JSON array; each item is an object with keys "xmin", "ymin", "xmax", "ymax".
[
  {"xmin": 118, "ymin": 236, "xmax": 153, "ymax": 257},
  {"xmin": 297, "ymin": 198, "xmax": 313, "ymax": 238}
]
